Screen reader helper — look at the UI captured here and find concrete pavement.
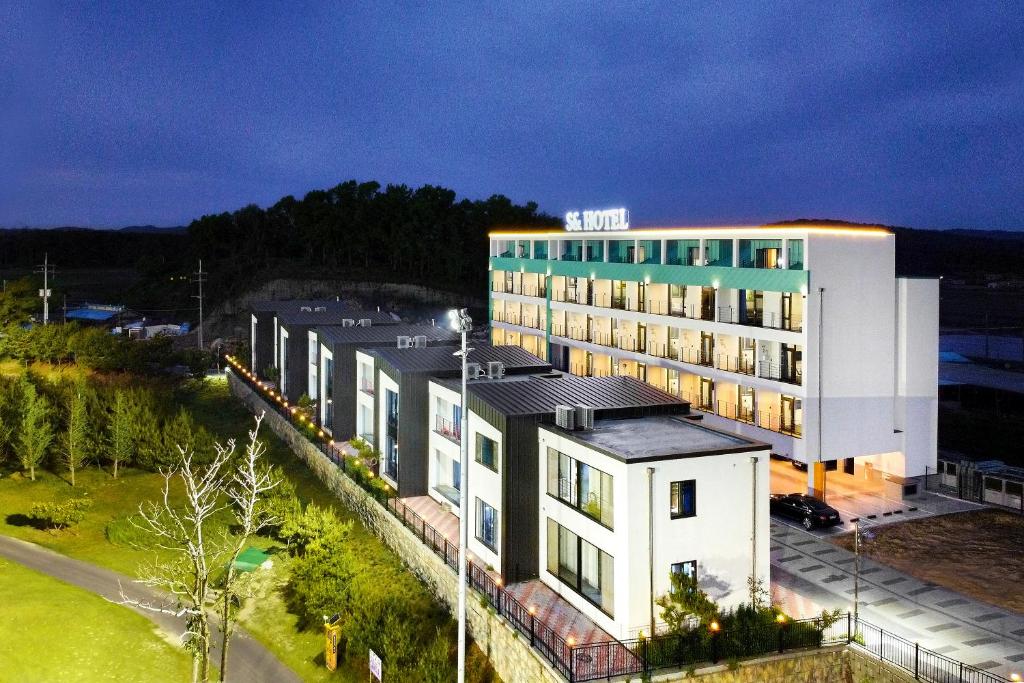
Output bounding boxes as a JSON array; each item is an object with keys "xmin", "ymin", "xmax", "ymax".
[
  {"xmin": 770, "ymin": 520, "xmax": 1024, "ymax": 679},
  {"xmin": 0, "ymin": 535, "xmax": 299, "ymax": 683}
]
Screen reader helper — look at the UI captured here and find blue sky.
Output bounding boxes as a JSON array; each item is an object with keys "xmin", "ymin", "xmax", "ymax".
[{"xmin": 2, "ymin": 2, "xmax": 1022, "ymax": 229}]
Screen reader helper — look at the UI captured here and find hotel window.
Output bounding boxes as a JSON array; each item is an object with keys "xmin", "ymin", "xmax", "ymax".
[
  {"xmin": 787, "ymin": 239, "xmax": 804, "ymax": 270},
  {"xmin": 637, "ymin": 239, "xmax": 661, "ymax": 264},
  {"xmin": 476, "ymin": 434, "xmax": 499, "ymax": 472},
  {"xmin": 561, "ymin": 239, "xmax": 582, "ymax": 261},
  {"xmin": 670, "ymin": 480, "xmax": 696, "ymax": 519},
  {"xmin": 666, "ymin": 239, "xmax": 700, "ymax": 266},
  {"xmin": 475, "ymin": 498, "xmax": 498, "ymax": 551},
  {"xmin": 516, "ymin": 240, "xmax": 530, "ymax": 258},
  {"xmin": 704, "ymin": 239, "xmax": 733, "ymax": 267},
  {"xmin": 546, "ymin": 448, "xmax": 614, "ymax": 528},
  {"xmin": 533, "ymin": 240, "xmax": 549, "ymax": 260},
  {"xmin": 585, "ymin": 240, "xmax": 604, "ymax": 262},
  {"xmin": 498, "ymin": 240, "xmax": 514, "ymax": 258},
  {"xmin": 546, "ymin": 519, "xmax": 615, "ymax": 616},
  {"xmin": 323, "ymin": 356, "xmax": 334, "ymax": 430},
  {"xmin": 738, "ymin": 239, "xmax": 782, "ymax": 268},
  {"xmin": 607, "ymin": 239, "xmax": 633, "ymax": 263}
]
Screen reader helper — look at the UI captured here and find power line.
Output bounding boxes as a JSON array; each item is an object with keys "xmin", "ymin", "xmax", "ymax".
[
  {"xmin": 34, "ymin": 253, "xmax": 56, "ymax": 325},
  {"xmin": 191, "ymin": 259, "xmax": 207, "ymax": 350}
]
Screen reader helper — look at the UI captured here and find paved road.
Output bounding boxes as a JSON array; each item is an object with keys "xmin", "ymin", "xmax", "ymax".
[
  {"xmin": 770, "ymin": 520, "xmax": 1024, "ymax": 679},
  {"xmin": 0, "ymin": 535, "xmax": 300, "ymax": 683}
]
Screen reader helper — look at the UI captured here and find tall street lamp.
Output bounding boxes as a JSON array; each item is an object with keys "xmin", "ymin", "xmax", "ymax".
[{"xmin": 448, "ymin": 308, "xmax": 473, "ymax": 683}]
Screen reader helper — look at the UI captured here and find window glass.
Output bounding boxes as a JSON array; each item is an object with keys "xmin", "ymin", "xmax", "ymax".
[
  {"xmin": 585, "ymin": 240, "xmax": 604, "ymax": 261},
  {"xmin": 475, "ymin": 434, "xmax": 499, "ymax": 471},
  {"xmin": 533, "ymin": 240, "xmax": 549, "ymax": 260},
  {"xmin": 787, "ymin": 239, "xmax": 804, "ymax": 269},
  {"xmin": 670, "ymin": 480, "xmax": 696, "ymax": 518},
  {"xmin": 704, "ymin": 239, "xmax": 733, "ymax": 267},
  {"xmin": 547, "ymin": 448, "xmax": 613, "ymax": 528},
  {"xmin": 546, "ymin": 518, "xmax": 614, "ymax": 615},
  {"xmin": 475, "ymin": 498, "xmax": 498, "ymax": 550}
]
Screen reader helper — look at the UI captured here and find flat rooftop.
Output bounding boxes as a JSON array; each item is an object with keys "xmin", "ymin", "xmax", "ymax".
[
  {"xmin": 316, "ymin": 323, "xmax": 458, "ymax": 346},
  {"xmin": 278, "ymin": 308, "xmax": 397, "ymax": 326},
  {"xmin": 552, "ymin": 415, "xmax": 767, "ymax": 462},
  {"xmin": 370, "ymin": 343, "xmax": 550, "ymax": 375}
]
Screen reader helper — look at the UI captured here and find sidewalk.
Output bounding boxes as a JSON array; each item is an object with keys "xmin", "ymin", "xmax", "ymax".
[{"xmin": 770, "ymin": 520, "xmax": 1024, "ymax": 678}]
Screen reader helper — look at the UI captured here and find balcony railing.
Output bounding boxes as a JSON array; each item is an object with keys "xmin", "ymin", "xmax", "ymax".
[
  {"xmin": 434, "ymin": 415, "xmax": 461, "ymax": 444},
  {"xmin": 714, "ymin": 354, "xmax": 755, "ymax": 375},
  {"xmin": 758, "ymin": 410, "xmax": 803, "ymax": 437},
  {"xmin": 758, "ymin": 361, "xmax": 803, "ymax": 386},
  {"xmin": 491, "ymin": 282, "xmax": 547, "ymax": 298},
  {"xmin": 716, "ymin": 399, "xmax": 756, "ymax": 425},
  {"xmin": 493, "ymin": 311, "xmax": 545, "ymax": 330}
]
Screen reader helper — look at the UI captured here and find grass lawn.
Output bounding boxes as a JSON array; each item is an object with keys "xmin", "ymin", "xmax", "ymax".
[
  {"xmin": 0, "ymin": 556, "xmax": 193, "ymax": 683},
  {"xmin": 0, "ymin": 371, "xmax": 491, "ymax": 681},
  {"xmin": 830, "ymin": 508, "xmax": 1024, "ymax": 613}
]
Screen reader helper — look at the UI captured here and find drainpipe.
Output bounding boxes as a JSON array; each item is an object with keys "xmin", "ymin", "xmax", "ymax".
[
  {"xmin": 750, "ymin": 456, "xmax": 759, "ymax": 604},
  {"xmin": 648, "ymin": 466, "xmax": 656, "ymax": 637}
]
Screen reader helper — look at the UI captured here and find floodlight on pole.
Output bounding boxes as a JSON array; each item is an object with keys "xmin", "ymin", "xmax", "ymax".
[{"xmin": 450, "ymin": 307, "xmax": 472, "ymax": 683}]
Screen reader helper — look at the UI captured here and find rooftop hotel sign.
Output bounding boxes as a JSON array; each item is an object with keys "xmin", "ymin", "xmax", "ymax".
[{"xmin": 564, "ymin": 208, "xmax": 629, "ymax": 232}]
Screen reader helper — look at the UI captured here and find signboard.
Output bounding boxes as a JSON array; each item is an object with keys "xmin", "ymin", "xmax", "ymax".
[
  {"xmin": 564, "ymin": 208, "xmax": 629, "ymax": 232},
  {"xmin": 369, "ymin": 649, "xmax": 382, "ymax": 681},
  {"xmin": 324, "ymin": 615, "xmax": 341, "ymax": 671}
]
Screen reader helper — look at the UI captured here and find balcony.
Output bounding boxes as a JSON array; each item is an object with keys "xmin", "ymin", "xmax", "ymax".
[
  {"xmin": 758, "ymin": 410, "xmax": 803, "ymax": 437},
  {"xmin": 435, "ymin": 415, "xmax": 461, "ymax": 444},
  {"xmin": 717, "ymin": 306, "xmax": 802, "ymax": 332},
  {"xmin": 714, "ymin": 354, "xmax": 755, "ymax": 376},
  {"xmin": 715, "ymin": 400, "xmax": 756, "ymax": 425},
  {"xmin": 493, "ymin": 311, "xmax": 544, "ymax": 331},
  {"xmin": 681, "ymin": 390, "xmax": 714, "ymax": 413},
  {"xmin": 491, "ymin": 282, "xmax": 547, "ymax": 298},
  {"xmin": 433, "ymin": 483, "xmax": 461, "ymax": 507},
  {"xmin": 757, "ymin": 361, "xmax": 803, "ymax": 386}
]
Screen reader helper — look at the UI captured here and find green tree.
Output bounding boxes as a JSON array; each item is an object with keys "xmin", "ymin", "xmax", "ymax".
[
  {"xmin": 106, "ymin": 390, "xmax": 136, "ymax": 478},
  {"xmin": 61, "ymin": 381, "xmax": 90, "ymax": 486},
  {"xmin": 656, "ymin": 570, "xmax": 721, "ymax": 634},
  {"xmin": 17, "ymin": 378, "xmax": 53, "ymax": 480}
]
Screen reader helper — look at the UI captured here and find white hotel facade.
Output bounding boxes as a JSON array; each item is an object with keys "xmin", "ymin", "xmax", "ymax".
[{"xmin": 488, "ymin": 222, "xmax": 938, "ymax": 498}]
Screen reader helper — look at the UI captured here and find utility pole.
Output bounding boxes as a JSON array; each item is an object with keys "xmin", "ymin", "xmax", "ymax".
[
  {"xmin": 448, "ymin": 308, "xmax": 472, "ymax": 683},
  {"xmin": 35, "ymin": 253, "xmax": 55, "ymax": 325},
  {"xmin": 192, "ymin": 260, "xmax": 207, "ymax": 350},
  {"xmin": 853, "ymin": 518, "xmax": 861, "ymax": 626}
]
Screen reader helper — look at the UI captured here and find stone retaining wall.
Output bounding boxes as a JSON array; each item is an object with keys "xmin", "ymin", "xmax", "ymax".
[
  {"xmin": 230, "ymin": 373, "xmax": 916, "ymax": 683},
  {"xmin": 230, "ymin": 374, "xmax": 563, "ymax": 683}
]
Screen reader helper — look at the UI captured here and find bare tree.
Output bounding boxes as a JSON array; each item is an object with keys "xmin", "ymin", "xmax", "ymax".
[
  {"xmin": 120, "ymin": 413, "xmax": 277, "ymax": 683},
  {"xmin": 217, "ymin": 412, "xmax": 279, "ymax": 681}
]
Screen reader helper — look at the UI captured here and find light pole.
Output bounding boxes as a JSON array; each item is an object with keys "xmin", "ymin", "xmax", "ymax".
[{"xmin": 449, "ymin": 308, "xmax": 473, "ymax": 683}]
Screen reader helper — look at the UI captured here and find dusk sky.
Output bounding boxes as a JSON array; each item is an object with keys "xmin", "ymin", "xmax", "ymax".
[{"xmin": 3, "ymin": 2, "xmax": 1023, "ymax": 230}]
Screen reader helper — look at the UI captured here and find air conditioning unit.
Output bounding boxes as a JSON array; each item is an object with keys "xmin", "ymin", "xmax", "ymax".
[
  {"xmin": 314, "ymin": 306, "xmax": 327, "ymax": 312},
  {"xmin": 397, "ymin": 336, "xmax": 412, "ymax": 348},
  {"xmin": 555, "ymin": 405, "xmax": 576, "ymax": 430},
  {"xmin": 486, "ymin": 361, "xmax": 505, "ymax": 379},
  {"xmin": 342, "ymin": 318, "xmax": 356, "ymax": 327},
  {"xmin": 467, "ymin": 362, "xmax": 483, "ymax": 380},
  {"xmin": 300, "ymin": 306, "xmax": 312, "ymax": 312},
  {"xmin": 358, "ymin": 318, "xmax": 372, "ymax": 327},
  {"xmin": 575, "ymin": 405, "xmax": 595, "ymax": 430},
  {"xmin": 413, "ymin": 335, "xmax": 428, "ymax": 348}
]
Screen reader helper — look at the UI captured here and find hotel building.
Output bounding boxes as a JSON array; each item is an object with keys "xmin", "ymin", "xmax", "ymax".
[{"xmin": 488, "ymin": 223, "xmax": 938, "ymax": 499}]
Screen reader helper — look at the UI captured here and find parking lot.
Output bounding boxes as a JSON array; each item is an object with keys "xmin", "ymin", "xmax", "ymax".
[{"xmin": 769, "ymin": 457, "xmax": 981, "ymax": 536}]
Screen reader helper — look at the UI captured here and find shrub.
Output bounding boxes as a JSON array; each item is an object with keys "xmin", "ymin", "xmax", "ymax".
[{"xmin": 29, "ymin": 498, "xmax": 93, "ymax": 529}]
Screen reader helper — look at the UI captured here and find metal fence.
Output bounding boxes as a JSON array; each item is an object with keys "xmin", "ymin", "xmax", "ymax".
[{"xmin": 223, "ymin": 356, "xmax": 1015, "ymax": 683}]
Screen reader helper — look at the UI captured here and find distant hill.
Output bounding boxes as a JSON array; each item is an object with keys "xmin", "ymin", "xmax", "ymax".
[{"xmin": 118, "ymin": 225, "xmax": 187, "ymax": 234}]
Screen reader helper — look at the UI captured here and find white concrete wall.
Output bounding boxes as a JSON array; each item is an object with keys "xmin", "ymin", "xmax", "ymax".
[
  {"xmin": 377, "ymin": 372, "xmax": 399, "ymax": 489},
  {"xmin": 896, "ymin": 278, "xmax": 939, "ymax": 478},
  {"xmin": 538, "ymin": 426, "xmax": 771, "ymax": 640},
  {"xmin": 427, "ymin": 381, "xmax": 463, "ymax": 513},
  {"xmin": 250, "ymin": 314, "xmax": 257, "ymax": 370},
  {"xmin": 307, "ymin": 330, "xmax": 319, "ymax": 400},
  {"xmin": 318, "ymin": 344, "xmax": 334, "ymax": 434},
  {"xmin": 355, "ymin": 350, "xmax": 376, "ymax": 443},
  {"xmin": 465, "ymin": 409, "xmax": 503, "ymax": 573},
  {"xmin": 802, "ymin": 233, "xmax": 901, "ymax": 463}
]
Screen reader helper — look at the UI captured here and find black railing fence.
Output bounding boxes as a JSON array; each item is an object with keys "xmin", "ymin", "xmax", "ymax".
[{"xmin": 224, "ymin": 356, "xmax": 1015, "ymax": 683}]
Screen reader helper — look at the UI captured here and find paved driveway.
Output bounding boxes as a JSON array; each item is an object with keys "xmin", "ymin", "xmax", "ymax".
[
  {"xmin": 770, "ymin": 521, "xmax": 1024, "ymax": 679},
  {"xmin": 0, "ymin": 535, "xmax": 300, "ymax": 683}
]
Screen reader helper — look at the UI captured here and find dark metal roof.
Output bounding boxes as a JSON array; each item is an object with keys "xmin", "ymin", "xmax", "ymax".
[
  {"xmin": 316, "ymin": 323, "xmax": 459, "ymax": 346},
  {"xmin": 277, "ymin": 308, "xmax": 397, "ymax": 326},
  {"xmin": 439, "ymin": 374, "xmax": 685, "ymax": 416},
  {"xmin": 369, "ymin": 344, "xmax": 550, "ymax": 375},
  {"xmin": 250, "ymin": 299, "xmax": 350, "ymax": 313}
]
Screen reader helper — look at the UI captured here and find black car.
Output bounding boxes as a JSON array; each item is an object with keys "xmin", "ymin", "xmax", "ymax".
[{"xmin": 769, "ymin": 493, "xmax": 841, "ymax": 530}]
